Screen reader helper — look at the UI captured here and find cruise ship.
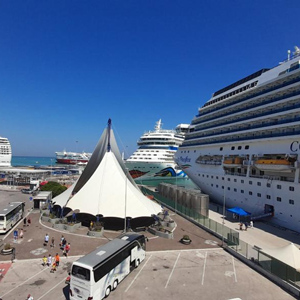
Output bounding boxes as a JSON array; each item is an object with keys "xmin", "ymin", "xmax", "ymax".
[
  {"xmin": 0, "ymin": 136, "xmax": 12, "ymax": 167},
  {"xmin": 126, "ymin": 120, "xmax": 189, "ymax": 182},
  {"xmin": 55, "ymin": 151, "xmax": 92, "ymax": 165},
  {"xmin": 176, "ymin": 47, "xmax": 300, "ymax": 233}
]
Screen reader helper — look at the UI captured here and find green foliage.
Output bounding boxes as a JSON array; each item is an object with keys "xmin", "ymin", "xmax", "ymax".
[
  {"xmin": 40, "ymin": 181, "xmax": 67, "ymax": 197},
  {"xmin": 4, "ymin": 243, "xmax": 11, "ymax": 250}
]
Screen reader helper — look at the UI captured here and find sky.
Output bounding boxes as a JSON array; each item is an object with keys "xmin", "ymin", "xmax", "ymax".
[{"xmin": 1, "ymin": 0, "xmax": 299, "ymax": 158}]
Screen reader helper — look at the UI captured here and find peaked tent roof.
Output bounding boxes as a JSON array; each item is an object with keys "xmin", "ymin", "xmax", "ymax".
[
  {"xmin": 66, "ymin": 151, "xmax": 161, "ymax": 218},
  {"xmin": 52, "ymin": 119, "xmax": 162, "ymax": 219},
  {"xmin": 261, "ymin": 243, "xmax": 300, "ymax": 271}
]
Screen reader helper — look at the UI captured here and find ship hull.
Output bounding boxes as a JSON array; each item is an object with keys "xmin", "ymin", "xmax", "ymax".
[{"xmin": 177, "ymin": 137, "xmax": 300, "ymax": 233}]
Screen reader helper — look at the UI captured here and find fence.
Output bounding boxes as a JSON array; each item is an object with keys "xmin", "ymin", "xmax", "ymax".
[{"xmin": 141, "ymin": 186, "xmax": 300, "ymax": 294}]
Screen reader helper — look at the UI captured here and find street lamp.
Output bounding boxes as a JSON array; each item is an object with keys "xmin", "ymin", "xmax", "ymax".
[
  {"xmin": 221, "ymin": 174, "xmax": 226, "ymax": 247},
  {"xmin": 124, "ymin": 168, "xmax": 128, "ymax": 233}
]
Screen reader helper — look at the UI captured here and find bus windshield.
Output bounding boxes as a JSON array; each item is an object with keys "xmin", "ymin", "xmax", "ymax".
[{"xmin": 72, "ymin": 265, "xmax": 90, "ymax": 281}]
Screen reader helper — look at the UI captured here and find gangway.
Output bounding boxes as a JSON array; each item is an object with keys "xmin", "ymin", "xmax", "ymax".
[{"xmin": 250, "ymin": 212, "xmax": 273, "ymax": 221}]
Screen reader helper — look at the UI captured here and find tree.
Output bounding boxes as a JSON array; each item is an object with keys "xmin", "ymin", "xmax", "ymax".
[{"xmin": 40, "ymin": 181, "xmax": 67, "ymax": 197}]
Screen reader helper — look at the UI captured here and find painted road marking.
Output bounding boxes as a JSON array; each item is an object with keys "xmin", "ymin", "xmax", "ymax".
[
  {"xmin": 165, "ymin": 252, "xmax": 181, "ymax": 288},
  {"xmin": 201, "ymin": 251, "xmax": 207, "ymax": 285},
  {"xmin": 30, "ymin": 247, "xmax": 48, "ymax": 255},
  {"xmin": 125, "ymin": 254, "xmax": 152, "ymax": 293}
]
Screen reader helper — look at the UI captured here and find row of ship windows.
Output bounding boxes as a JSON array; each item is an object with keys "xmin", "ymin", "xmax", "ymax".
[
  {"xmin": 211, "ymin": 184, "xmax": 295, "ymax": 204},
  {"xmin": 181, "ymin": 145, "xmax": 250, "ymax": 154},
  {"xmin": 199, "ymin": 173, "xmax": 294, "ymax": 190}
]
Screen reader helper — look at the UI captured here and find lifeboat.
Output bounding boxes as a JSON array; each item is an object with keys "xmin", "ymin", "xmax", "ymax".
[
  {"xmin": 254, "ymin": 159, "xmax": 295, "ymax": 172},
  {"xmin": 223, "ymin": 157, "xmax": 244, "ymax": 168}
]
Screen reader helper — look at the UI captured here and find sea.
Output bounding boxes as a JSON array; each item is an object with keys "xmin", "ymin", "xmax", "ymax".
[
  {"xmin": 11, "ymin": 156, "xmax": 198, "ymax": 189},
  {"xmin": 11, "ymin": 156, "xmax": 55, "ymax": 167}
]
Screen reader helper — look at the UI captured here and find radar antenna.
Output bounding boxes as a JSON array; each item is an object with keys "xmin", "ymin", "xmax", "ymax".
[{"xmin": 293, "ymin": 46, "xmax": 300, "ymax": 56}]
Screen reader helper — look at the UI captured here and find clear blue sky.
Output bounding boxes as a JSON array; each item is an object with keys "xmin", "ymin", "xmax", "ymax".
[{"xmin": 1, "ymin": 0, "xmax": 299, "ymax": 157}]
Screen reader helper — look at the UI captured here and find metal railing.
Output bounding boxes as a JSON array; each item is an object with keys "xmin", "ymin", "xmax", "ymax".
[{"xmin": 141, "ymin": 186, "xmax": 300, "ymax": 292}]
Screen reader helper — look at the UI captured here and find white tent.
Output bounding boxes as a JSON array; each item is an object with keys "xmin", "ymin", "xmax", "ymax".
[
  {"xmin": 66, "ymin": 151, "xmax": 161, "ymax": 218},
  {"xmin": 261, "ymin": 243, "xmax": 300, "ymax": 271},
  {"xmin": 52, "ymin": 119, "xmax": 161, "ymax": 221}
]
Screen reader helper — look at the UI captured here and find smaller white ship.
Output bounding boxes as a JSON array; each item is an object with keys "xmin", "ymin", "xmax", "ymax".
[
  {"xmin": 0, "ymin": 136, "xmax": 12, "ymax": 167},
  {"xmin": 55, "ymin": 151, "xmax": 92, "ymax": 165},
  {"xmin": 125, "ymin": 119, "xmax": 189, "ymax": 182}
]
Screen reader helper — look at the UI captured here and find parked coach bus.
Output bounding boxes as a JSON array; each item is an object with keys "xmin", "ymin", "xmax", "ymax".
[
  {"xmin": 69, "ymin": 232, "xmax": 146, "ymax": 300},
  {"xmin": 0, "ymin": 202, "xmax": 25, "ymax": 234}
]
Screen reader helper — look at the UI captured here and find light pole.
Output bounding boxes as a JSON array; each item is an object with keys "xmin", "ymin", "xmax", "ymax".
[
  {"xmin": 222, "ymin": 174, "xmax": 226, "ymax": 247},
  {"xmin": 124, "ymin": 168, "xmax": 128, "ymax": 233}
]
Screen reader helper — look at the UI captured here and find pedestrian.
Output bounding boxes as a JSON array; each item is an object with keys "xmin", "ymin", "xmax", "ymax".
[
  {"xmin": 250, "ymin": 220, "xmax": 254, "ymax": 228},
  {"xmin": 42, "ymin": 255, "xmax": 47, "ymax": 266},
  {"xmin": 61, "ymin": 238, "xmax": 67, "ymax": 250},
  {"xmin": 19, "ymin": 228, "xmax": 24, "ymax": 238},
  {"xmin": 50, "ymin": 258, "xmax": 57, "ymax": 273},
  {"xmin": 44, "ymin": 233, "xmax": 49, "ymax": 246},
  {"xmin": 51, "ymin": 237, "xmax": 55, "ymax": 248},
  {"xmin": 239, "ymin": 222, "xmax": 243, "ymax": 231},
  {"xmin": 55, "ymin": 253, "xmax": 60, "ymax": 267},
  {"xmin": 23, "ymin": 217, "xmax": 27, "ymax": 227},
  {"xmin": 64, "ymin": 243, "xmax": 70, "ymax": 257},
  {"xmin": 60, "ymin": 235, "xmax": 65, "ymax": 250},
  {"xmin": 27, "ymin": 217, "xmax": 31, "ymax": 226},
  {"xmin": 47, "ymin": 254, "xmax": 52, "ymax": 266},
  {"xmin": 90, "ymin": 220, "xmax": 94, "ymax": 230},
  {"xmin": 244, "ymin": 222, "xmax": 248, "ymax": 231},
  {"xmin": 27, "ymin": 294, "xmax": 34, "ymax": 300}
]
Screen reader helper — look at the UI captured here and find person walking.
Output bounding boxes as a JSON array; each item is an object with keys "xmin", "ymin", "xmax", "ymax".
[
  {"xmin": 27, "ymin": 217, "xmax": 31, "ymax": 226},
  {"xmin": 19, "ymin": 228, "xmax": 24, "ymax": 238},
  {"xmin": 47, "ymin": 254, "xmax": 52, "ymax": 266},
  {"xmin": 250, "ymin": 220, "xmax": 254, "ymax": 228},
  {"xmin": 27, "ymin": 294, "xmax": 34, "ymax": 300},
  {"xmin": 51, "ymin": 237, "xmax": 55, "ymax": 248},
  {"xmin": 55, "ymin": 253, "xmax": 60, "ymax": 267},
  {"xmin": 44, "ymin": 234, "xmax": 49, "ymax": 246},
  {"xmin": 42, "ymin": 255, "xmax": 47, "ymax": 266},
  {"xmin": 23, "ymin": 217, "xmax": 27, "ymax": 227},
  {"xmin": 64, "ymin": 243, "xmax": 70, "ymax": 257}
]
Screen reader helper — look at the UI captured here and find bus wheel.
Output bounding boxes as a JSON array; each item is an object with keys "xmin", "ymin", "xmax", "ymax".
[
  {"xmin": 105, "ymin": 286, "xmax": 111, "ymax": 297},
  {"xmin": 113, "ymin": 280, "xmax": 118, "ymax": 290},
  {"xmin": 135, "ymin": 259, "xmax": 140, "ymax": 268}
]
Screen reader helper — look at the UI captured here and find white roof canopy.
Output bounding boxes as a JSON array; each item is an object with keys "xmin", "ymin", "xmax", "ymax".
[
  {"xmin": 261, "ymin": 243, "xmax": 300, "ymax": 271},
  {"xmin": 52, "ymin": 119, "xmax": 161, "ymax": 219}
]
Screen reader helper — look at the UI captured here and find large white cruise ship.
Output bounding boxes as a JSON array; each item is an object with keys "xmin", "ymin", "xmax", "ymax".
[
  {"xmin": 176, "ymin": 47, "xmax": 300, "ymax": 233},
  {"xmin": 0, "ymin": 136, "xmax": 12, "ymax": 167},
  {"xmin": 126, "ymin": 120, "xmax": 189, "ymax": 182}
]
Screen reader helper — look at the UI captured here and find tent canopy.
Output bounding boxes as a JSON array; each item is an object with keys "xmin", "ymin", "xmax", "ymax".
[
  {"xmin": 52, "ymin": 119, "xmax": 162, "ymax": 221},
  {"xmin": 227, "ymin": 207, "xmax": 251, "ymax": 216},
  {"xmin": 261, "ymin": 243, "xmax": 300, "ymax": 271}
]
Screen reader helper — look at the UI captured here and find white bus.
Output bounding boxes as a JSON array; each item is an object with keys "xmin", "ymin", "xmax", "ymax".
[
  {"xmin": 69, "ymin": 232, "xmax": 146, "ymax": 300},
  {"xmin": 0, "ymin": 202, "xmax": 25, "ymax": 233}
]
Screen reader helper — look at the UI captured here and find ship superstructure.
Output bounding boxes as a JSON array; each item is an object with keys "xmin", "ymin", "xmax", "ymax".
[
  {"xmin": 55, "ymin": 151, "xmax": 91, "ymax": 165},
  {"xmin": 126, "ymin": 120, "xmax": 189, "ymax": 181},
  {"xmin": 176, "ymin": 47, "xmax": 300, "ymax": 233}
]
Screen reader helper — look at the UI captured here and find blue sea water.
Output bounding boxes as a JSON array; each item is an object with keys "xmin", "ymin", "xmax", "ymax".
[{"xmin": 12, "ymin": 156, "xmax": 56, "ymax": 167}]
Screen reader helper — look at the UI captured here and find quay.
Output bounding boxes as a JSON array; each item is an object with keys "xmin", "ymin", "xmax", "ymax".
[{"xmin": 0, "ymin": 185, "xmax": 298, "ymax": 299}]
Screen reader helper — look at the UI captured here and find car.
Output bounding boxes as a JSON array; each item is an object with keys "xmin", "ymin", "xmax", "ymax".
[{"xmin": 21, "ymin": 189, "xmax": 33, "ymax": 194}]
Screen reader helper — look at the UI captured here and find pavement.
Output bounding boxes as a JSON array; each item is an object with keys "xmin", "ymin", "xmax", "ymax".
[
  {"xmin": 0, "ymin": 186, "xmax": 299, "ymax": 299},
  {"xmin": 209, "ymin": 203, "xmax": 300, "ymax": 249}
]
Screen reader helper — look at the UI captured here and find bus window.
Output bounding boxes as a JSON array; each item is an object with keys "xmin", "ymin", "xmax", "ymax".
[
  {"xmin": 0, "ymin": 216, "xmax": 4, "ymax": 221},
  {"xmin": 72, "ymin": 265, "xmax": 90, "ymax": 281}
]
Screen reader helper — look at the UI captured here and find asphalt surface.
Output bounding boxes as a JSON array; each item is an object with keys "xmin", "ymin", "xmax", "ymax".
[{"xmin": 0, "ymin": 187, "xmax": 297, "ymax": 299}]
